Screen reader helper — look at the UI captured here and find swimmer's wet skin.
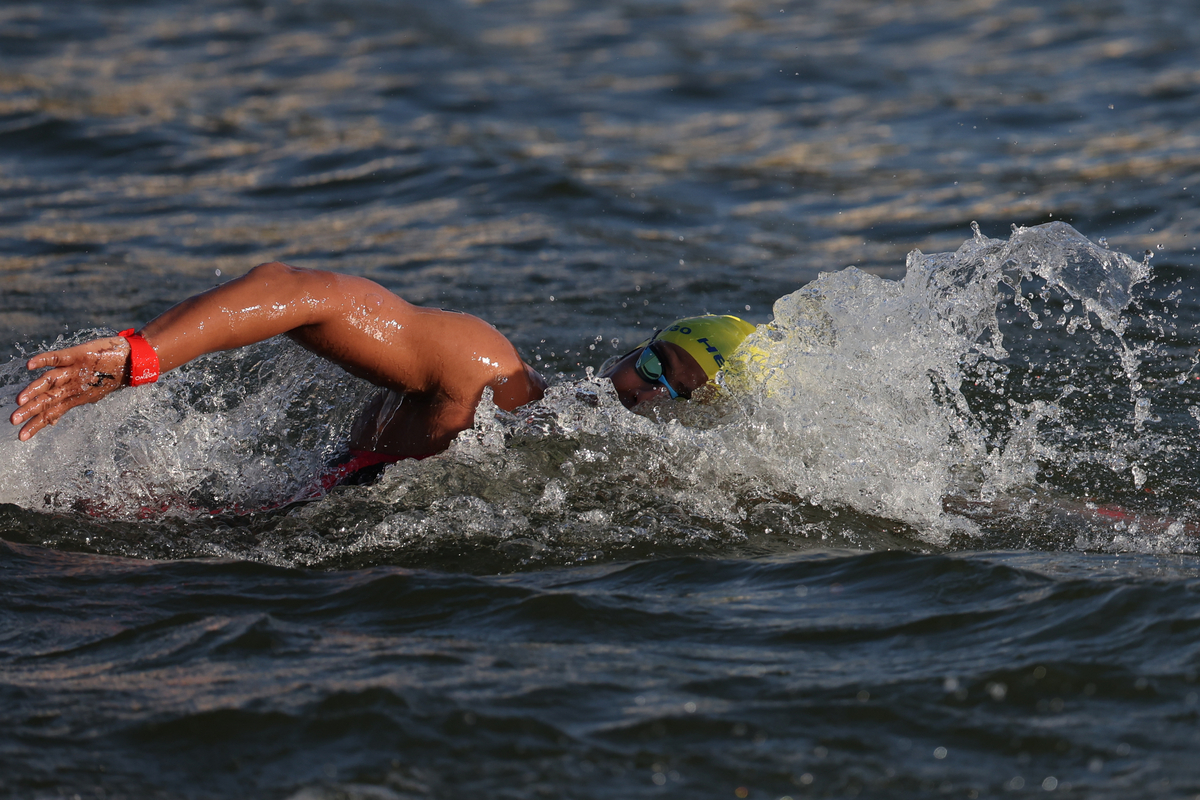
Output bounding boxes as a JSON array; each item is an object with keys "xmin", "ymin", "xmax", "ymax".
[
  {"xmin": 9, "ymin": 262, "xmax": 546, "ymax": 459},
  {"xmin": 10, "ymin": 264, "xmax": 756, "ymax": 464}
]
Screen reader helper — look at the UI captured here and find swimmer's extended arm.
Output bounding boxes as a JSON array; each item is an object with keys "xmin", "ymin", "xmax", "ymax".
[{"xmin": 11, "ymin": 262, "xmax": 544, "ymax": 441}]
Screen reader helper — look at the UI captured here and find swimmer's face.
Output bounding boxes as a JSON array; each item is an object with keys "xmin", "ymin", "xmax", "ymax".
[{"xmin": 600, "ymin": 340, "xmax": 709, "ymax": 409}]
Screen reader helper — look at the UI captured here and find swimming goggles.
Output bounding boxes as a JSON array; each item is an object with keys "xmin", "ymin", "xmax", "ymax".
[{"xmin": 634, "ymin": 341, "xmax": 687, "ymax": 399}]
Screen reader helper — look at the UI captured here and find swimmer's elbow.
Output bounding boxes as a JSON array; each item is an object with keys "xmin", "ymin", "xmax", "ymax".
[
  {"xmin": 491, "ymin": 363, "xmax": 546, "ymax": 411},
  {"xmin": 525, "ymin": 363, "xmax": 548, "ymax": 402},
  {"xmin": 245, "ymin": 261, "xmax": 334, "ymax": 299},
  {"xmin": 243, "ymin": 262, "xmax": 365, "ymax": 328},
  {"xmin": 246, "ymin": 260, "xmax": 302, "ymax": 282}
]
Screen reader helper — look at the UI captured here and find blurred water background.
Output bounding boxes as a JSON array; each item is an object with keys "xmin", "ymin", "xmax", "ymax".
[{"xmin": 4, "ymin": 0, "xmax": 1200, "ymax": 797}]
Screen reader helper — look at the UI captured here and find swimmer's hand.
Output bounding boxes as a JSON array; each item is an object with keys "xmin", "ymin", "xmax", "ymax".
[{"xmin": 10, "ymin": 336, "xmax": 131, "ymax": 441}]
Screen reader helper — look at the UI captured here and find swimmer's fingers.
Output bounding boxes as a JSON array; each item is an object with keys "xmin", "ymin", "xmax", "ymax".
[
  {"xmin": 11, "ymin": 338, "xmax": 130, "ymax": 440},
  {"xmin": 13, "ymin": 364, "xmax": 79, "ymax": 407},
  {"xmin": 14, "ymin": 391, "xmax": 100, "ymax": 442},
  {"xmin": 25, "ymin": 349, "xmax": 81, "ymax": 372},
  {"xmin": 16, "ymin": 407, "xmax": 57, "ymax": 442},
  {"xmin": 15, "ymin": 364, "xmax": 104, "ymax": 410},
  {"xmin": 12, "ymin": 379, "xmax": 115, "ymax": 440},
  {"xmin": 10, "ymin": 386, "xmax": 54, "ymax": 427},
  {"xmin": 19, "ymin": 339, "xmax": 129, "ymax": 400},
  {"xmin": 11, "ymin": 370, "xmax": 85, "ymax": 422},
  {"xmin": 25, "ymin": 337, "xmax": 127, "ymax": 373}
]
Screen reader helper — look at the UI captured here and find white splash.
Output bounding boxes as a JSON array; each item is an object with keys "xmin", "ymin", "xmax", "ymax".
[{"xmin": 0, "ymin": 223, "xmax": 1181, "ymax": 564}]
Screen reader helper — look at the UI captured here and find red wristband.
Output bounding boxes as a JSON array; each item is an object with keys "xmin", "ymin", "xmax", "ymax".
[{"xmin": 118, "ymin": 329, "xmax": 160, "ymax": 386}]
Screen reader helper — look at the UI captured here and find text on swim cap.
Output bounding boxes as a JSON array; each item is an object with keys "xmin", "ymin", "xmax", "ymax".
[{"xmin": 696, "ymin": 337, "xmax": 725, "ymax": 367}]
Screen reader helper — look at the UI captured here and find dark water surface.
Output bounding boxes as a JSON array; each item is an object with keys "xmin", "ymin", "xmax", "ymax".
[
  {"xmin": 7, "ymin": 541, "xmax": 1200, "ymax": 799},
  {"xmin": 4, "ymin": 0, "xmax": 1200, "ymax": 797}
]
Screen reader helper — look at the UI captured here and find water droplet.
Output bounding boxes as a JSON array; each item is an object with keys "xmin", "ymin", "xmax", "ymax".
[
  {"xmin": 1132, "ymin": 465, "xmax": 1147, "ymax": 489},
  {"xmin": 1098, "ymin": 237, "xmax": 1108, "ymax": 248}
]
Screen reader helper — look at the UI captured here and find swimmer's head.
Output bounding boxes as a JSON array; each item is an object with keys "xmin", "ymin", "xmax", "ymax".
[
  {"xmin": 653, "ymin": 315, "xmax": 757, "ymax": 380},
  {"xmin": 600, "ymin": 315, "xmax": 756, "ymax": 409}
]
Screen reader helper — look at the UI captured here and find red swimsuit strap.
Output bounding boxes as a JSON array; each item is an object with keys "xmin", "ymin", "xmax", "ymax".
[{"xmin": 314, "ymin": 449, "xmax": 435, "ymax": 495}]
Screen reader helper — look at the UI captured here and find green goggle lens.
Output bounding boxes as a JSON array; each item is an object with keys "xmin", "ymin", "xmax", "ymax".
[{"xmin": 634, "ymin": 343, "xmax": 683, "ymax": 399}]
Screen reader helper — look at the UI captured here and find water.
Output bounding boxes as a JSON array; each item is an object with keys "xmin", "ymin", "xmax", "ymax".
[
  {"xmin": 4, "ymin": 0, "xmax": 1200, "ymax": 797},
  {"xmin": 7, "ymin": 544, "xmax": 1200, "ymax": 799}
]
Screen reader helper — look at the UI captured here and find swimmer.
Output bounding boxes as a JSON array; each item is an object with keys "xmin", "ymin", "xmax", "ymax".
[
  {"xmin": 9, "ymin": 263, "xmax": 756, "ymax": 462},
  {"xmin": 10, "ymin": 263, "xmax": 1187, "ymax": 536}
]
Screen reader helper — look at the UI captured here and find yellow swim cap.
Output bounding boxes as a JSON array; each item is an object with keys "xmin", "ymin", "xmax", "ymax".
[{"xmin": 650, "ymin": 315, "xmax": 757, "ymax": 379}]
